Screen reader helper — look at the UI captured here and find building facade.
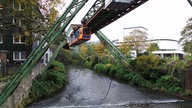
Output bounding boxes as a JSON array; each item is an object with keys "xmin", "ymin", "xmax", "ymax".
[{"xmin": 0, "ymin": 1, "xmax": 32, "ymax": 64}]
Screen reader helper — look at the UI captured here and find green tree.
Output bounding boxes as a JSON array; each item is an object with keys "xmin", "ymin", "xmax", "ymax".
[
  {"xmin": 94, "ymin": 42, "xmax": 109, "ymax": 57},
  {"xmin": 2, "ymin": 0, "xmax": 64, "ymax": 44},
  {"xmin": 147, "ymin": 43, "xmax": 159, "ymax": 52},
  {"xmin": 124, "ymin": 29, "xmax": 149, "ymax": 54},
  {"xmin": 119, "ymin": 42, "xmax": 131, "ymax": 57},
  {"xmin": 135, "ymin": 54, "xmax": 166, "ymax": 81},
  {"xmin": 79, "ymin": 44, "xmax": 89, "ymax": 59},
  {"xmin": 180, "ymin": 17, "xmax": 192, "ymax": 54}
]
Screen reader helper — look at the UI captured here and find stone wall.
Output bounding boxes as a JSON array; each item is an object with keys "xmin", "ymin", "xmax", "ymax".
[{"xmin": 1, "ymin": 63, "xmax": 45, "ymax": 108}]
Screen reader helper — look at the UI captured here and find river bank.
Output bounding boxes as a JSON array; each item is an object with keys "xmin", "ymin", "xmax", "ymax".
[{"xmin": 28, "ymin": 66, "xmax": 192, "ymax": 108}]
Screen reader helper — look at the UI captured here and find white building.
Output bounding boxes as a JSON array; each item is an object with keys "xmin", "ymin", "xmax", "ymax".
[
  {"xmin": 152, "ymin": 50, "xmax": 185, "ymax": 60},
  {"xmin": 113, "ymin": 38, "xmax": 186, "ymax": 60},
  {"xmin": 151, "ymin": 39, "xmax": 185, "ymax": 60}
]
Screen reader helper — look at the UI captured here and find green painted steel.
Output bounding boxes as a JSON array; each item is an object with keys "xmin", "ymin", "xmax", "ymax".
[
  {"xmin": 188, "ymin": 0, "xmax": 192, "ymax": 6},
  {"xmin": 74, "ymin": 46, "xmax": 86, "ymax": 60},
  {"xmin": 42, "ymin": 26, "xmax": 74, "ymax": 73},
  {"xmin": 95, "ymin": 30, "xmax": 130, "ymax": 67},
  {"xmin": 82, "ymin": 43, "xmax": 106, "ymax": 64},
  {"xmin": 82, "ymin": 0, "xmax": 148, "ymax": 33},
  {"xmin": 81, "ymin": 0, "xmax": 104, "ymax": 25},
  {"xmin": 0, "ymin": 0, "xmax": 89, "ymax": 106},
  {"xmin": 0, "ymin": 0, "xmax": 151, "ymax": 106},
  {"xmin": 42, "ymin": 40, "xmax": 66, "ymax": 74}
]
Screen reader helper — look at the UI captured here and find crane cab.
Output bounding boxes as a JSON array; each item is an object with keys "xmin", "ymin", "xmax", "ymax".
[{"xmin": 68, "ymin": 26, "xmax": 91, "ymax": 47}]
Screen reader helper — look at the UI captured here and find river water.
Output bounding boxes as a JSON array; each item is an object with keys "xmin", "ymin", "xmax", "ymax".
[{"xmin": 28, "ymin": 66, "xmax": 192, "ymax": 108}]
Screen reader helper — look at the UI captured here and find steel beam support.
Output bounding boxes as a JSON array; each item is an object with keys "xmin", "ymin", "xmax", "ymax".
[
  {"xmin": 0, "ymin": 0, "xmax": 89, "ymax": 106},
  {"xmin": 74, "ymin": 47, "xmax": 86, "ymax": 60},
  {"xmin": 42, "ymin": 25, "xmax": 75, "ymax": 73},
  {"xmin": 82, "ymin": 0, "xmax": 148, "ymax": 33},
  {"xmin": 42, "ymin": 40, "xmax": 66, "ymax": 74},
  {"xmin": 81, "ymin": 0, "xmax": 104, "ymax": 25},
  {"xmin": 188, "ymin": 0, "xmax": 192, "ymax": 6},
  {"xmin": 95, "ymin": 30, "xmax": 130, "ymax": 67},
  {"xmin": 82, "ymin": 43, "xmax": 106, "ymax": 63}
]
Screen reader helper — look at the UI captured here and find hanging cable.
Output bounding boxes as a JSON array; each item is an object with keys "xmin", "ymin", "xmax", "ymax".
[{"xmin": 69, "ymin": 65, "xmax": 81, "ymax": 81}]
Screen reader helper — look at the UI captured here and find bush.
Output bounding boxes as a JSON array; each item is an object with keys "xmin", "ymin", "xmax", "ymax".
[
  {"xmin": 105, "ymin": 63, "xmax": 112, "ymax": 73},
  {"xmin": 29, "ymin": 61, "xmax": 67, "ymax": 101},
  {"xmin": 115, "ymin": 68, "xmax": 127, "ymax": 79},
  {"xmin": 109, "ymin": 65, "xmax": 118, "ymax": 76},
  {"xmin": 134, "ymin": 54, "xmax": 166, "ymax": 82},
  {"xmin": 94, "ymin": 63, "xmax": 106, "ymax": 73},
  {"xmin": 50, "ymin": 61, "xmax": 65, "ymax": 73},
  {"xmin": 155, "ymin": 75, "xmax": 182, "ymax": 93},
  {"xmin": 84, "ymin": 61, "xmax": 93, "ymax": 69}
]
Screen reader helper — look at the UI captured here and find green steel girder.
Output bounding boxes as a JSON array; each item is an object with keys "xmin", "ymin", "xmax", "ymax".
[
  {"xmin": 42, "ymin": 36, "xmax": 67, "ymax": 74},
  {"xmin": 43, "ymin": 22, "xmax": 80, "ymax": 75},
  {"xmin": 82, "ymin": 43, "xmax": 106, "ymax": 64},
  {"xmin": 74, "ymin": 47, "xmax": 86, "ymax": 60},
  {"xmin": 188, "ymin": 0, "xmax": 192, "ymax": 6},
  {"xmin": 81, "ymin": 0, "xmax": 105, "ymax": 25},
  {"xmin": 82, "ymin": 0, "xmax": 148, "ymax": 33},
  {"xmin": 0, "ymin": 0, "xmax": 89, "ymax": 106},
  {"xmin": 95, "ymin": 30, "xmax": 130, "ymax": 67}
]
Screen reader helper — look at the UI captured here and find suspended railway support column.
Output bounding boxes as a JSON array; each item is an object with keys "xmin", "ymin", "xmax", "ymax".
[
  {"xmin": 95, "ymin": 30, "xmax": 130, "ymax": 67},
  {"xmin": 42, "ymin": 25, "xmax": 78, "ymax": 73},
  {"xmin": 82, "ymin": 43, "xmax": 106, "ymax": 64},
  {"xmin": 95, "ymin": 31, "xmax": 154, "ymax": 89},
  {"xmin": 82, "ymin": 0, "xmax": 148, "ymax": 33},
  {"xmin": 0, "ymin": 0, "xmax": 89, "ymax": 106},
  {"xmin": 188, "ymin": 0, "xmax": 192, "ymax": 6}
]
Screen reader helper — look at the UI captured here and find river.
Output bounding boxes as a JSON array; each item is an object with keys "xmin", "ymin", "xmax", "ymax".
[{"xmin": 28, "ymin": 66, "xmax": 192, "ymax": 108}]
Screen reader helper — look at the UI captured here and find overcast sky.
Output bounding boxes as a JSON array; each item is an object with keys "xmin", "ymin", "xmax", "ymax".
[{"xmin": 61, "ymin": 0, "xmax": 192, "ymax": 42}]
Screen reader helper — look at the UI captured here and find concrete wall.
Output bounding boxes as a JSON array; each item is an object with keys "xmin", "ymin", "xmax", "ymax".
[{"xmin": 1, "ymin": 63, "xmax": 45, "ymax": 108}]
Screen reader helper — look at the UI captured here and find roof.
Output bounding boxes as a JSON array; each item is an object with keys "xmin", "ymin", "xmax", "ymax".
[{"xmin": 152, "ymin": 50, "xmax": 186, "ymax": 55}]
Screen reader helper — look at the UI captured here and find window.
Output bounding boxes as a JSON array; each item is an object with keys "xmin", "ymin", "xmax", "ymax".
[
  {"xmin": 19, "ymin": 4, "xmax": 25, "ymax": 10},
  {"xmin": 13, "ymin": 2, "xmax": 24, "ymax": 10},
  {"xmin": 13, "ymin": 33, "xmax": 25, "ymax": 44},
  {"xmin": 14, "ymin": 52, "xmax": 19, "ymax": 60},
  {"xmin": 0, "ymin": 21, "xmax": 3, "ymax": 27},
  {"xmin": 21, "ymin": 52, "xmax": 26, "ymax": 59},
  {"xmin": 0, "ymin": 34, "xmax": 2, "ymax": 43},
  {"xmin": 0, "ymin": 4, "xmax": 3, "ymax": 10},
  {"xmin": 83, "ymin": 28, "xmax": 91, "ymax": 34},
  {"xmin": 0, "ymin": 13, "xmax": 2, "ymax": 18},
  {"xmin": 13, "ymin": 18, "xmax": 21, "ymax": 26},
  {"xmin": 13, "ymin": 51, "xmax": 26, "ymax": 61}
]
